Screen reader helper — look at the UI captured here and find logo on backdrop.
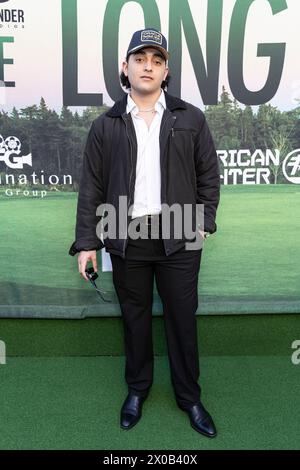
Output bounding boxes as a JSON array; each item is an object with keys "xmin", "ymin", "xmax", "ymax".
[
  {"xmin": 282, "ymin": 150, "xmax": 300, "ymax": 184},
  {"xmin": 0, "ymin": 134, "xmax": 32, "ymax": 169},
  {"xmin": 0, "ymin": 133, "xmax": 72, "ymax": 199},
  {"xmin": 218, "ymin": 149, "xmax": 300, "ymax": 185},
  {"xmin": 0, "ymin": 0, "xmax": 25, "ymax": 28}
]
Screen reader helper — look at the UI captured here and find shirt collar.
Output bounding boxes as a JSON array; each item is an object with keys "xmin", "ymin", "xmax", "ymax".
[{"xmin": 126, "ymin": 89, "xmax": 166, "ymax": 116}]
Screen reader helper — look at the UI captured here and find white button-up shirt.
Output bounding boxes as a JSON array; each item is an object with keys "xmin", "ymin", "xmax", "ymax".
[{"xmin": 126, "ymin": 90, "xmax": 166, "ymax": 218}]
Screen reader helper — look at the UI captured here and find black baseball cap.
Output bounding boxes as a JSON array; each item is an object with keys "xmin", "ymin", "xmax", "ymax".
[{"xmin": 126, "ymin": 28, "xmax": 169, "ymax": 61}]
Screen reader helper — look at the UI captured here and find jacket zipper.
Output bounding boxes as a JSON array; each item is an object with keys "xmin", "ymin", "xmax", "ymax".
[
  {"xmin": 159, "ymin": 114, "xmax": 177, "ymax": 255},
  {"xmin": 122, "ymin": 116, "xmax": 134, "ymax": 258}
]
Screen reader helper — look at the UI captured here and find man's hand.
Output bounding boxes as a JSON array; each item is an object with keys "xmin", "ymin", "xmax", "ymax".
[
  {"xmin": 198, "ymin": 229, "xmax": 206, "ymax": 239},
  {"xmin": 78, "ymin": 250, "xmax": 97, "ymax": 281}
]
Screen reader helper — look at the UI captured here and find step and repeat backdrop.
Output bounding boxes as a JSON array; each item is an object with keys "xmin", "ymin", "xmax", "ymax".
[{"xmin": 0, "ymin": 0, "xmax": 299, "ymax": 317}]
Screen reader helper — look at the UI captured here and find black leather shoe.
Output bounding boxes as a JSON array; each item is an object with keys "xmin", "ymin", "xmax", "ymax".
[
  {"xmin": 120, "ymin": 393, "xmax": 146, "ymax": 430},
  {"xmin": 180, "ymin": 402, "xmax": 217, "ymax": 438}
]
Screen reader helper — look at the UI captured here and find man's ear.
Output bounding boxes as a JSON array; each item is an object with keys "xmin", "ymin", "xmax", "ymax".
[
  {"xmin": 164, "ymin": 67, "xmax": 169, "ymax": 81},
  {"xmin": 122, "ymin": 61, "xmax": 128, "ymax": 77}
]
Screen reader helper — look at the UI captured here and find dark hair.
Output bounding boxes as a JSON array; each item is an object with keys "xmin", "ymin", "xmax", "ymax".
[{"xmin": 120, "ymin": 52, "xmax": 171, "ymax": 90}]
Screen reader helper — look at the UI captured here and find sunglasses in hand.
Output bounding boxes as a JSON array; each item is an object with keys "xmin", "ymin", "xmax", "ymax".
[{"xmin": 85, "ymin": 267, "xmax": 112, "ymax": 303}]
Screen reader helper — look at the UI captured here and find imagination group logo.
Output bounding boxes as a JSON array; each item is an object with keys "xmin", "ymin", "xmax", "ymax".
[
  {"xmin": 0, "ymin": 132, "xmax": 72, "ymax": 198},
  {"xmin": 0, "ymin": 134, "xmax": 32, "ymax": 169}
]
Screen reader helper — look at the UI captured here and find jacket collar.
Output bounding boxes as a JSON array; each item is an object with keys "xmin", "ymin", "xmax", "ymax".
[{"xmin": 106, "ymin": 91, "xmax": 187, "ymax": 118}]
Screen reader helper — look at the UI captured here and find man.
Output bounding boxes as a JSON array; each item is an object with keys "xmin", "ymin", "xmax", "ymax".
[{"xmin": 69, "ymin": 28, "xmax": 220, "ymax": 438}]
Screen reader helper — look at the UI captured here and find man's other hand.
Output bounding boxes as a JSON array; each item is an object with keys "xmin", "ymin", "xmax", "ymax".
[
  {"xmin": 198, "ymin": 229, "xmax": 205, "ymax": 239},
  {"xmin": 78, "ymin": 250, "xmax": 97, "ymax": 281}
]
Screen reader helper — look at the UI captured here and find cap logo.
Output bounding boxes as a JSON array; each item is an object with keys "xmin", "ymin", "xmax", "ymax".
[{"xmin": 141, "ymin": 30, "xmax": 162, "ymax": 45}]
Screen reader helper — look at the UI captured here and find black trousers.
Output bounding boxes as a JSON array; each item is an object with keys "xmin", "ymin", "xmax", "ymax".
[{"xmin": 110, "ymin": 224, "xmax": 202, "ymax": 410}]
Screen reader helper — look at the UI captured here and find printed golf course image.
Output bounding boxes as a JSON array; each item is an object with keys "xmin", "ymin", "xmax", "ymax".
[{"xmin": 0, "ymin": 184, "xmax": 299, "ymax": 317}]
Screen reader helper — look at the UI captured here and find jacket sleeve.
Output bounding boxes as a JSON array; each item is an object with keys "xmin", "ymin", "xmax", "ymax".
[
  {"xmin": 69, "ymin": 120, "xmax": 105, "ymax": 256},
  {"xmin": 194, "ymin": 114, "xmax": 220, "ymax": 234}
]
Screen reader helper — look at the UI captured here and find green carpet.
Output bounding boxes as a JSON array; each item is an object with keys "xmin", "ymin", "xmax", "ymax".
[
  {"xmin": 0, "ymin": 355, "xmax": 299, "ymax": 450},
  {"xmin": 0, "ymin": 315, "xmax": 298, "ymax": 356}
]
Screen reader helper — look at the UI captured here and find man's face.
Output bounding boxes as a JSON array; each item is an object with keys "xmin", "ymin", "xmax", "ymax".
[{"xmin": 122, "ymin": 47, "xmax": 169, "ymax": 94}]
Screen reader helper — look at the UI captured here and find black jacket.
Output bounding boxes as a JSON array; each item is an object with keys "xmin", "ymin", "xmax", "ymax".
[{"xmin": 69, "ymin": 92, "xmax": 220, "ymax": 259}]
